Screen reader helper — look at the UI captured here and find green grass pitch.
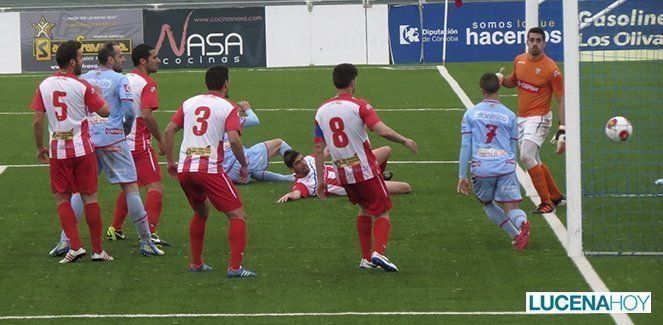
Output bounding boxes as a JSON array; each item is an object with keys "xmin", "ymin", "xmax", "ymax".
[{"xmin": 0, "ymin": 64, "xmax": 659, "ymax": 324}]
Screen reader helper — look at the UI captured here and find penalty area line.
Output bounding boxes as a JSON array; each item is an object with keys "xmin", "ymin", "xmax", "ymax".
[
  {"xmin": 0, "ymin": 311, "xmax": 528, "ymax": 320},
  {"xmin": 437, "ymin": 65, "xmax": 633, "ymax": 325}
]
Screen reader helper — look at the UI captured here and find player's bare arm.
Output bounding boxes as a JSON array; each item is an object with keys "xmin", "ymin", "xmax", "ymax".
[
  {"xmin": 551, "ymin": 94, "xmax": 566, "ymax": 154},
  {"xmin": 32, "ymin": 111, "xmax": 48, "ymax": 163},
  {"xmin": 457, "ymin": 178, "xmax": 471, "ymax": 195},
  {"xmin": 277, "ymin": 190, "xmax": 302, "ymax": 203},
  {"xmin": 164, "ymin": 121, "xmax": 181, "ymax": 179},
  {"xmin": 228, "ymin": 130, "xmax": 249, "ymax": 183},
  {"xmin": 371, "ymin": 122, "xmax": 418, "ymax": 154},
  {"xmin": 501, "ymin": 69, "xmax": 517, "ymax": 88},
  {"xmin": 141, "ymin": 107, "xmax": 164, "ymax": 155},
  {"xmin": 313, "ymin": 141, "xmax": 327, "ymax": 200}
]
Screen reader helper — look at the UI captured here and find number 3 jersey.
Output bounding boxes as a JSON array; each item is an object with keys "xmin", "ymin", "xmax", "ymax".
[
  {"xmin": 461, "ymin": 99, "xmax": 518, "ymax": 177},
  {"xmin": 314, "ymin": 93, "xmax": 382, "ymax": 185},
  {"xmin": 170, "ymin": 92, "xmax": 241, "ymax": 174}
]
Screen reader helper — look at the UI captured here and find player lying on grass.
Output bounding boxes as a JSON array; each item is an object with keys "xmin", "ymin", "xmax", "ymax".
[
  {"xmin": 48, "ymin": 42, "xmax": 164, "ymax": 258},
  {"xmin": 277, "ymin": 147, "xmax": 411, "ymax": 203},
  {"xmin": 457, "ymin": 73, "xmax": 530, "ymax": 251},
  {"xmin": 221, "ymin": 101, "xmax": 295, "ymax": 184}
]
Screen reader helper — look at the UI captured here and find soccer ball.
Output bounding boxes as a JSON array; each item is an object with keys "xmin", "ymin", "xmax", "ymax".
[{"xmin": 605, "ymin": 116, "xmax": 632, "ymax": 142}]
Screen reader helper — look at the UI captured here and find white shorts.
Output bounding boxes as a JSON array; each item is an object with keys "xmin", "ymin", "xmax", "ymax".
[{"xmin": 518, "ymin": 111, "xmax": 552, "ymax": 148}]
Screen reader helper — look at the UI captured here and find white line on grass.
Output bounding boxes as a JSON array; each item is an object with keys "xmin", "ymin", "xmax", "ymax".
[
  {"xmin": 0, "ymin": 108, "xmax": 465, "ymax": 115},
  {"xmin": 0, "ymin": 161, "xmax": 459, "ymax": 169},
  {"xmin": 0, "ymin": 311, "xmax": 527, "ymax": 320},
  {"xmin": 437, "ymin": 65, "xmax": 633, "ymax": 325}
]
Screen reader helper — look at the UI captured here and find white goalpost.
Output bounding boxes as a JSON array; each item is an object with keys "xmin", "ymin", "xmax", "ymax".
[{"xmin": 530, "ymin": 0, "xmax": 663, "ymax": 256}]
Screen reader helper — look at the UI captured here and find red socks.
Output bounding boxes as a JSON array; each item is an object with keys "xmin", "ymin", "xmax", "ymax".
[
  {"xmin": 356, "ymin": 215, "xmax": 373, "ymax": 259},
  {"xmin": 57, "ymin": 202, "xmax": 82, "ymax": 250},
  {"xmin": 229, "ymin": 218, "xmax": 246, "ymax": 270},
  {"xmin": 527, "ymin": 165, "xmax": 552, "ymax": 205},
  {"xmin": 373, "ymin": 217, "xmax": 391, "ymax": 255},
  {"xmin": 541, "ymin": 163, "xmax": 563, "ymax": 201},
  {"xmin": 189, "ymin": 213, "xmax": 207, "ymax": 266},
  {"xmin": 146, "ymin": 190, "xmax": 163, "ymax": 233},
  {"xmin": 111, "ymin": 191, "xmax": 127, "ymax": 230},
  {"xmin": 84, "ymin": 203, "xmax": 103, "ymax": 254}
]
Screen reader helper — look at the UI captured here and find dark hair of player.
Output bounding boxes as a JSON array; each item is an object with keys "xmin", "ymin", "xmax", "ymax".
[
  {"xmin": 333, "ymin": 63, "xmax": 358, "ymax": 89},
  {"xmin": 132, "ymin": 44, "xmax": 155, "ymax": 67},
  {"xmin": 56, "ymin": 40, "xmax": 82, "ymax": 69},
  {"xmin": 205, "ymin": 65, "xmax": 229, "ymax": 91},
  {"xmin": 527, "ymin": 27, "xmax": 546, "ymax": 42},
  {"xmin": 480, "ymin": 73, "xmax": 500, "ymax": 95},
  {"xmin": 283, "ymin": 149, "xmax": 300, "ymax": 168},
  {"xmin": 98, "ymin": 42, "xmax": 117, "ymax": 65}
]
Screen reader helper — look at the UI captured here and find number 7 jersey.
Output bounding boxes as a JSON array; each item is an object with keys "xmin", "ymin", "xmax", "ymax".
[
  {"xmin": 461, "ymin": 99, "xmax": 518, "ymax": 177},
  {"xmin": 314, "ymin": 93, "xmax": 382, "ymax": 185},
  {"xmin": 171, "ymin": 92, "xmax": 241, "ymax": 174}
]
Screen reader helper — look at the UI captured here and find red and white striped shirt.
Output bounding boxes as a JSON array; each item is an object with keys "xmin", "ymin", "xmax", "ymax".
[
  {"xmin": 31, "ymin": 71, "xmax": 105, "ymax": 159},
  {"xmin": 171, "ymin": 92, "xmax": 241, "ymax": 174},
  {"xmin": 292, "ymin": 155, "xmax": 345, "ymax": 197},
  {"xmin": 125, "ymin": 69, "xmax": 159, "ymax": 152},
  {"xmin": 314, "ymin": 93, "xmax": 381, "ymax": 185}
]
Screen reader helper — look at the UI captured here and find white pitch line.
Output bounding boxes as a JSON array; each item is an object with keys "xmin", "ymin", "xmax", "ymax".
[
  {"xmin": 0, "ymin": 161, "xmax": 458, "ymax": 169},
  {"xmin": 437, "ymin": 65, "xmax": 633, "ymax": 325},
  {"xmin": 0, "ymin": 108, "xmax": 465, "ymax": 115},
  {"xmin": 0, "ymin": 311, "xmax": 527, "ymax": 320}
]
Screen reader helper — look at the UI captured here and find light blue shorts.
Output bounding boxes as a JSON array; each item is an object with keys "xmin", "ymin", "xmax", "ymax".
[
  {"xmin": 226, "ymin": 142, "xmax": 268, "ymax": 183},
  {"xmin": 471, "ymin": 172, "xmax": 522, "ymax": 203},
  {"xmin": 95, "ymin": 141, "xmax": 138, "ymax": 184}
]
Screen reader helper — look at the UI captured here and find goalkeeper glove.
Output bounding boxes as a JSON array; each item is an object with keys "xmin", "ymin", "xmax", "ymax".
[
  {"xmin": 550, "ymin": 125, "xmax": 566, "ymax": 154},
  {"xmin": 495, "ymin": 67, "xmax": 505, "ymax": 84}
]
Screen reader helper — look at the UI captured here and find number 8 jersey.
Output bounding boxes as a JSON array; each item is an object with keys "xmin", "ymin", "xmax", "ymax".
[
  {"xmin": 171, "ymin": 91, "xmax": 241, "ymax": 174},
  {"xmin": 314, "ymin": 93, "xmax": 382, "ymax": 185},
  {"xmin": 461, "ymin": 99, "xmax": 519, "ymax": 177}
]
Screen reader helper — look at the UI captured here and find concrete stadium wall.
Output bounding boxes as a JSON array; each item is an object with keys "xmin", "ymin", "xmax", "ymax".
[
  {"xmin": 0, "ymin": 13, "xmax": 22, "ymax": 74},
  {"xmin": 265, "ymin": 4, "xmax": 389, "ymax": 68}
]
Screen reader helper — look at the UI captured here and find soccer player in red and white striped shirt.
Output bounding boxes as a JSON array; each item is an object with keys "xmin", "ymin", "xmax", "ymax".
[
  {"xmin": 31, "ymin": 40, "xmax": 112, "ymax": 263},
  {"xmin": 164, "ymin": 65, "xmax": 256, "ymax": 278},
  {"xmin": 313, "ymin": 63, "xmax": 418, "ymax": 272},
  {"xmin": 109, "ymin": 44, "xmax": 170, "ymax": 246}
]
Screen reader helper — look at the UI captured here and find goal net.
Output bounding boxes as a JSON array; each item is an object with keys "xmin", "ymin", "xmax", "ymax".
[{"xmin": 541, "ymin": 0, "xmax": 662, "ymax": 256}]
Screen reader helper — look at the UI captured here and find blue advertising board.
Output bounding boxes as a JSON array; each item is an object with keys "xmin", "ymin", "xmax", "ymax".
[{"xmin": 389, "ymin": 0, "xmax": 661, "ymax": 63}]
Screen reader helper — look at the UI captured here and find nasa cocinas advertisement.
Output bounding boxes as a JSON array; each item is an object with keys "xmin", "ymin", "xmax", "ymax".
[{"xmin": 143, "ymin": 8, "xmax": 266, "ymax": 69}]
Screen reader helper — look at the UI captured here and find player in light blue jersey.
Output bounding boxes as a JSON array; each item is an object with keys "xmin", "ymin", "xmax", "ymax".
[
  {"xmin": 220, "ymin": 101, "xmax": 295, "ymax": 184},
  {"xmin": 49, "ymin": 42, "xmax": 163, "ymax": 257},
  {"xmin": 457, "ymin": 73, "xmax": 530, "ymax": 250}
]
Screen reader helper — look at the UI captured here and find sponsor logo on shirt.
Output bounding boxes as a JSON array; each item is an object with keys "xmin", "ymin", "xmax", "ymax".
[
  {"xmin": 474, "ymin": 110, "xmax": 508, "ymax": 122},
  {"xmin": 52, "ymin": 130, "xmax": 74, "ymax": 140},
  {"xmin": 333, "ymin": 154, "xmax": 361, "ymax": 168},
  {"xmin": 105, "ymin": 128, "xmax": 123, "ymax": 135},
  {"xmin": 477, "ymin": 148, "xmax": 507, "ymax": 158},
  {"xmin": 186, "ymin": 146, "xmax": 211, "ymax": 156},
  {"xmin": 517, "ymin": 80, "xmax": 540, "ymax": 93}
]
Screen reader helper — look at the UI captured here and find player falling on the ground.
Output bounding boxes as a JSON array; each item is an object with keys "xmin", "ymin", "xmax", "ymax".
[
  {"xmin": 48, "ymin": 43, "xmax": 164, "ymax": 258},
  {"xmin": 221, "ymin": 101, "xmax": 295, "ymax": 184},
  {"xmin": 499, "ymin": 27, "xmax": 566, "ymax": 214},
  {"xmin": 164, "ymin": 65, "xmax": 256, "ymax": 278},
  {"xmin": 313, "ymin": 63, "xmax": 417, "ymax": 271},
  {"xmin": 31, "ymin": 40, "xmax": 113, "ymax": 263},
  {"xmin": 277, "ymin": 147, "xmax": 411, "ymax": 203},
  {"xmin": 457, "ymin": 73, "xmax": 530, "ymax": 250},
  {"xmin": 108, "ymin": 44, "xmax": 170, "ymax": 246}
]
